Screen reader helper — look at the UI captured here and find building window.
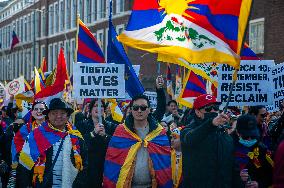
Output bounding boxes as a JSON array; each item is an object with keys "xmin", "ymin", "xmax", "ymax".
[
  {"xmin": 97, "ymin": 0, "xmax": 106, "ymax": 19},
  {"xmin": 41, "ymin": 45, "xmax": 46, "ymax": 63},
  {"xmin": 249, "ymin": 18, "xmax": 264, "ymax": 54},
  {"xmin": 20, "ymin": 18, "xmax": 23, "ymax": 41},
  {"xmin": 71, "ymin": 0, "xmax": 77, "ymax": 28},
  {"xmin": 60, "ymin": 0, "xmax": 65, "ymax": 32},
  {"xmin": 105, "ymin": 28, "xmax": 108, "ymax": 56},
  {"xmin": 85, "ymin": 0, "xmax": 92, "ymax": 23},
  {"xmin": 116, "ymin": 0, "xmax": 124, "ymax": 14},
  {"xmin": 48, "ymin": 44, "xmax": 53, "ymax": 70},
  {"xmin": 49, "ymin": 5, "xmax": 54, "ymax": 35},
  {"xmin": 70, "ymin": 39, "xmax": 75, "ymax": 72},
  {"xmin": 116, "ymin": 24, "xmax": 125, "ymax": 34},
  {"xmin": 27, "ymin": 14, "xmax": 31, "ymax": 41},
  {"xmin": 41, "ymin": 8, "xmax": 46, "ymax": 37},
  {"xmin": 54, "ymin": 43, "xmax": 59, "ymax": 69},
  {"xmin": 66, "ymin": 0, "xmax": 71, "ymax": 30},
  {"xmin": 92, "ymin": 0, "xmax": 97, "ymax": 21},
  {"xmin": 97, "ymin": 29, "xmax": 104, "ymax": 52},
  {"xmin": 54, "ymin": 3, "xmax": 59, "ymax": 33}
]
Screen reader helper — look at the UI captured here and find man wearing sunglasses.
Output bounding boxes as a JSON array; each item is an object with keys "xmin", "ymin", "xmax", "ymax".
[
  {"xmin": 180, "ymin": 94, "xmax": 242, "ymax": 188},
  {"xmin": 103, "ymin": 95, "xmax": 172, "ymax": 187}
]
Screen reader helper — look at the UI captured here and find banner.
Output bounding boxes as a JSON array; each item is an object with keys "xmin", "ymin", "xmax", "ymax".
[
  {"xmin": 144, "ymin": 91, "xmax": 157, "ymax": 109},
  {"xmin": 217, "ymin": 60, "xmax": 273, "ymax": 106},
  {"xmin": 73, "ymin": 63, "xmax": 125, "ymax": 98},
  {"xmin": 266, "ymin": 63, "xmax": 284, "ymax": 112},
  {"xmin": 0, "ymin": 82, "xmax": 6, "ymax": 107},
  {"xmin": 5, "ymin": 76, "xmax": 25, "ymax": 96}
]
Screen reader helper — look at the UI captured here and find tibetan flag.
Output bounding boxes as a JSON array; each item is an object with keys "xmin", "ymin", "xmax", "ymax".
[
  {"xmin": 77, "ymin": 19, "xmax": 105, "ymax": 63},
  {"xmin": 241, "ymin": 43, "xmax": 260, "ymax": 60},
  {"xmin": 107, "ymin": 1, "xmax": 144, "ymax": 98},
  {"xmin": 176, "ymin": 70, "xmax": 206, "ymax": 108},
  {"xmin": 118, "ymin": 0, "xmax": 253, "ymax": 68},
  {"xmin": 24, "ymin": 78, "xmax": 32, "ymax": 91},
  {"xmin": 11, "ymin": 31, "xmax": 20, "ymax": 51},
  {"xmin": 34, "ymin": 48, "xmax": 68, "ymax": 104},
  {"xmin": 166, "ymin": 64, "xmax": 174, "ymax": 97},
  {"xmin": 103, "ymin": 123, "xmax": 172, "ymax": 187},
  {"xmin": 175, "ymin": 66, "xmax": 182, "ymax": 99},
  {"xmin": 40, "ymin": 57, "xmax": 48, "ymax": 72},
  {"xmin": 109, "ymin": 101, "xmax": 124, "ymax": 123},
  {"xmin": 34, "ymin": 67, "xmax": 45, "ymax": 94}
]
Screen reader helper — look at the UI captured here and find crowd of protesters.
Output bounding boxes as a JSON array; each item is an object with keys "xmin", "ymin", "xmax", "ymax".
[{"xmin": 0, "ymin": 76, "xmax": 283, "ymax": 188}]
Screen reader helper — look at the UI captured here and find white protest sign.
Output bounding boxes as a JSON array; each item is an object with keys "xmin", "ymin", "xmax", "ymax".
[
  {"xmin": 5, "ymin": 76, "xmax": 25, "ymax": 96},
  {"xmin": 217, "ymin": 60, "xmax": 273, "ymax": 106},
  {"xmin": 73, "ymin": 63, "xmax": 125, "ymax": 98},
  {"xmin": 266, "ymin": 63, "xmax": 284, "ymax": 112},
  {"xmin": 144, "ymin": 91, "xmax": 157, "ymax": 109}
]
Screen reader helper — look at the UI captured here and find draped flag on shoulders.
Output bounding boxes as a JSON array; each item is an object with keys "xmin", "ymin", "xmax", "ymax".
[
  {"xmin": 107, "ymin": 0, "xmax": 144, "ymax": 98},
  {"xmin": 77, "ymin": 18, "xmax": 105, "ymax": 63},
  {"xmin": 34, "ymin": 48, "xmax": 68, "ymax": 105},
  {"xmin": 118, "ymin": 0, "xmax": 253, "ymax": 68},
  {"xmin": 166, "ymin": 64, "xmax": 174, "ymax": 98},
  {"xmin": 19, "ymin": 122, "xmax": 82, "ymax": 170},
  {"xmin": 176, "ymin": 70, "xmax": 206, "ymax": 108},
  {"xmin": 103, "ymin": 123, "xmax": 172, "ymax": 187}
]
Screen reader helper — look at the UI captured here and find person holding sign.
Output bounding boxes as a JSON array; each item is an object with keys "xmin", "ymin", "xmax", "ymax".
[
  {"xmin": 180, "ymin": 94, "xmax": 241, "ymax": 187},
  {"xmin": 75, "ymin": 99, "xmax": 117, "ymax": 188},
  {"xmin": 103, "ymin": 95, "xmax": 172, "ymax": 187}
]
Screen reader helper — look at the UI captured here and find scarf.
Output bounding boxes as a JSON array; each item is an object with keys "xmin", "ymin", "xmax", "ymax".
[
  {"xmin": 11, "ymin": 121, "xmax": 41, "ymax": 165},
  {"xmin": 103, "ymin": 124, "xmax": 172, "ymax": 188},
  {"xmin": 171, "ymin": 150, "xmax": 182, "ymax": 188},
  {"xmin": 18, "ymin": 121, "xmax": 83, "ymax": 184}
]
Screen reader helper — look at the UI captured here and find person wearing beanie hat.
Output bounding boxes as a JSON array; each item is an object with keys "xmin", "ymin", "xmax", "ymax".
[
  {"xmin": 17, "ymin": 98, "xmax": 87, "ymax": 187},
  {"xmin": 235, "ymin": 114, "xmax": 273, "ymax": 188},
  {"xmin": 180, "ymin": 94, "xmax": 242, "ymax": 188}
]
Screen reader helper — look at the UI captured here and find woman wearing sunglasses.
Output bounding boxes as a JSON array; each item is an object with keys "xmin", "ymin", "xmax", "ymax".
[{"xmin": 235, "ymin": 114, "xmax": 273, "ymax": 188}]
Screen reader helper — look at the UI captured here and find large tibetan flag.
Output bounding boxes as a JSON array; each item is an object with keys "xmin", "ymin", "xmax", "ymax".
[
  {"xmin": 77, "ymin": 19, "xmax": 105, "ymax": 63},
  {"xmin": 11, "ymin": 31, "xmax": 20, "ymax": 51},
  {"xmin": 107, "ymin": 1, "xmax": 144, "ymax": 98},
  {"xmin": 176, "ymin": 70, "xmax": 206, "ymax": 108},
  {"xmin": 166, "ymin": 64, "xmax": 174, "ymax": 97},
  {"xmin": 118, "ymin": 0, "xmax": 253, "ymax": 68},
  {"xmin": 34, "ymin": 48, "xmax": 68, "ymax": 104}
]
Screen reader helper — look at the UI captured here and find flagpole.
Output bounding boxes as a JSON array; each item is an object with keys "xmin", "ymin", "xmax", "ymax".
[{"xmin": 223, "ymin": 0, "xmax": 254, "ymax": 113}]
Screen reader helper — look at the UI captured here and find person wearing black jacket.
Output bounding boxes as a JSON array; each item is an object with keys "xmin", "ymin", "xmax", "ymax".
[
  {"xmin": 180, "ymin": 94, "xmax": 241, "ymax": 188},
  {"xmin": 75, "ymin": 99, "xmax": 116, "ymax": 188}
]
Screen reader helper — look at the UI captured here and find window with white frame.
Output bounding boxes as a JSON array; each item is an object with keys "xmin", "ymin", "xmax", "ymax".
[
  {"xmin": 41, "ymin": 8, "xmax": 46, "ymax": 37},
  {"xmin": 20, "ymin": 18, "xmax": 23, "ymax": 41},
  {"xmin": 97, "ymin": 29, "xmax": 104, "ymax": 52},
  {"xmin": 54, "ymin": 43, "xmax": 59, "ymax": 68},
  {"xmin": 55, "ymin": 3, "xmax": 59, "ymax": 33},
  {"xmin": 27, "ymin": 14, "xmax": 31, "ymax": 41},
  {"xmin": 24, "ymin": 17, "xmax": 27, "ymax": 42},
  {"xmin": 66, "ymin": 0, "xmax": 71, "ymax": 30},
  {"xmin": 116, "ymin": 0, "xmax": 124, "ymax": 14},
  {"xmin": 85, "ymin": 0, "xmax": 92, "ymax": 23},
  {"xmin": 60, "ymin": 0, "xmax": 65, "ymax": 32},
  {"xmin": 97, "ymin": 0, "xmax": 106, "ymax": 19},
  {"xmin": 49, "ymin": 5, "xmax": 54, "ymax": 35},
  {"xmin": 92, "ymin": 0, "xmax": 97, "ymax": 21},
  {"xmin": 48, "ymin": 44, "xmax": 53, "ymax": 70},
  {"xmin": 79, "ymin": 0, "xmax": 83, "ymax": 20},
  {"xmin": 249, "ymin": 18, "xmax": 264, "ymax": 54},
  {"xmin": 116, "ymin": 24, "xmax": 125, "ymax": 34},
  {"xmin": 71, "ymin": 0, "xmax": 77, "ymax": 28}
]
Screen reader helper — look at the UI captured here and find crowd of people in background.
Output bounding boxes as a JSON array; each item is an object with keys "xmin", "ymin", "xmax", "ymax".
[{"xmin": 0, "ymin": 76, "xmax": 283, "ymax": 188}]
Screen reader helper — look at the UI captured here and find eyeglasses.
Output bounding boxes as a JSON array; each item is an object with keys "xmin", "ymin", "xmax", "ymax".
[
  {"xmin": 132, "ymin": 105, "xmax": 148, "ymax": 111},
  {"xmin": 202, "ymin": 105, "xmax": 219, "ymax": 112}
]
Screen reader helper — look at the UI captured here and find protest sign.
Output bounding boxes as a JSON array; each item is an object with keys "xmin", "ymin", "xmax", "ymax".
[
  {"xmin": 266, "ymin": 63, "xmax": 284, "ymax": 112},
  {"xmin": 144, "ymin": 91, "xmax": 157, "ymax": 109},
  {"xmin": 0, "ymin": 82, "xmax": 6, "ymax": 99},
  {"xmin": 5, "ymin": 76, "xmax": 25, "ymax": 96},
  {"xmin": 73, "ymin": 63, "xmax": 125, "ymax": 98},
  {"xmin": 217, "ymin": 60, "xmax": 273, "ymax": 106}
]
